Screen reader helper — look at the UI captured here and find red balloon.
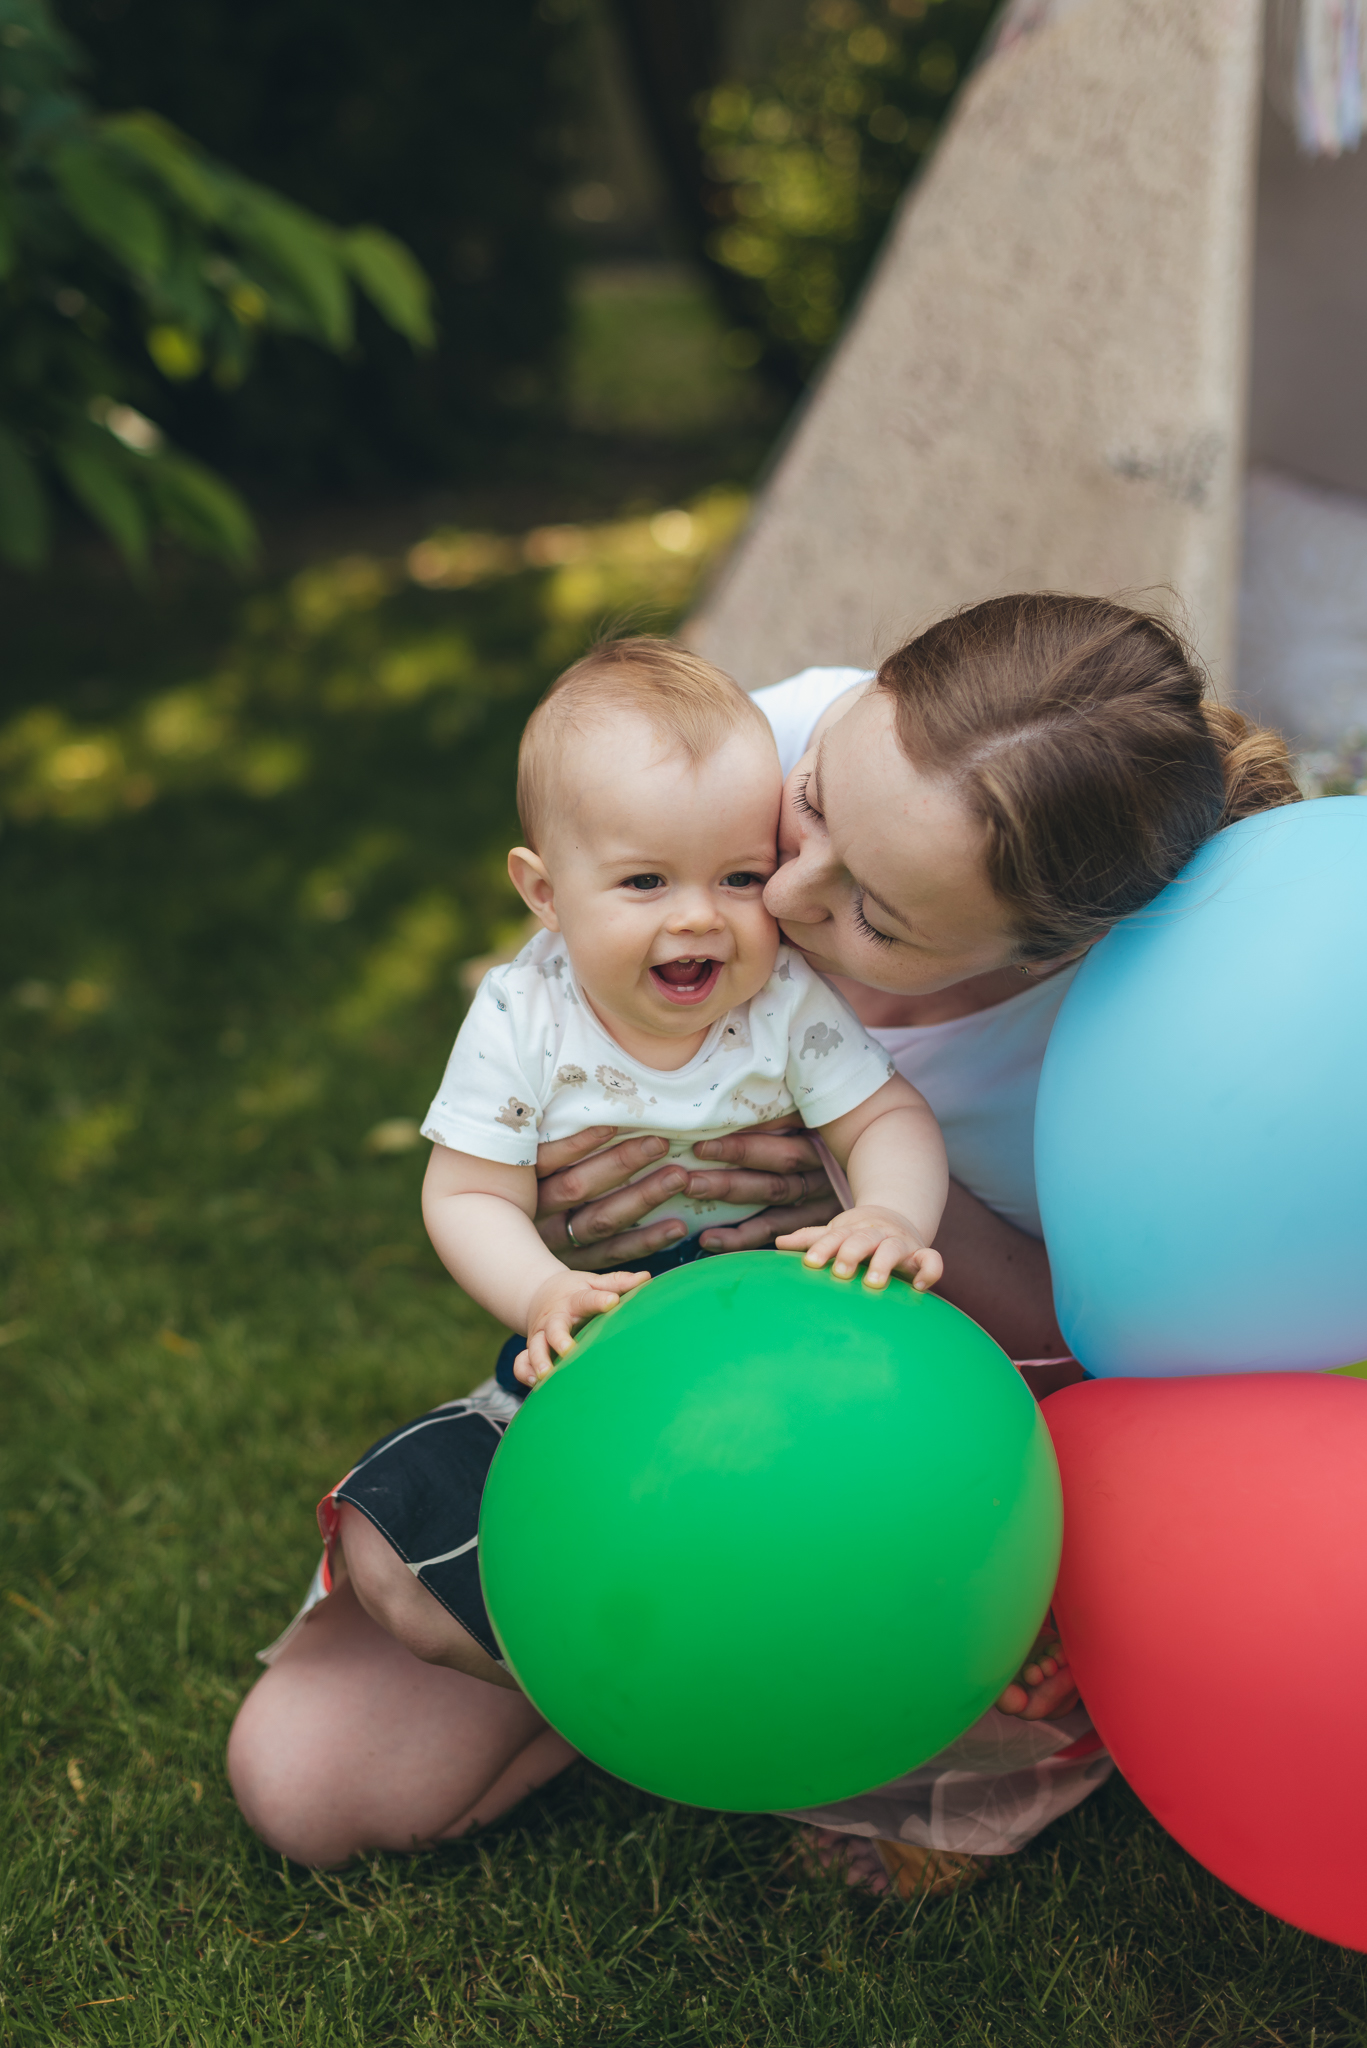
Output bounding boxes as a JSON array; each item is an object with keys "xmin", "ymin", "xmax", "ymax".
[{"xmin": 1044, "ymin": 1373, "xmax": 1367, "ymax": 1950}]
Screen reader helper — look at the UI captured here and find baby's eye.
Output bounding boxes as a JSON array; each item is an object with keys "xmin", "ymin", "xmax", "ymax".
[
  {"xmin": 723, "ymin": 871, "xmax": 765, "ymax": 889},
  {"xmin": 622, "ymin": 873, "xmax": 665, "ymax": 891}
]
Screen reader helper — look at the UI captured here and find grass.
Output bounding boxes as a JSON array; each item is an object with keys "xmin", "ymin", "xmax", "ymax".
[{"xmin": 4, "ymin": 489, "xmax": 1367, "ymax": 2045}]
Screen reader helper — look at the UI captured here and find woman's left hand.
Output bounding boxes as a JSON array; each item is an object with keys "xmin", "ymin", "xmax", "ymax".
[{"xmin": 688, "ymin": 1126, "xmax": 841, "ymax": 1252}]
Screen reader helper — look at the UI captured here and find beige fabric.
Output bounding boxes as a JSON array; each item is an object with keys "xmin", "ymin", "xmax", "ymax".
[{"xmin": 687, "ymin": 0, "xmax": 1264, "ymax": 692}]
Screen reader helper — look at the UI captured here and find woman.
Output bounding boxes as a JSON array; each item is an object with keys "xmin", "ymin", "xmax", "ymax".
[{"xmin": 227, "ymin": 595, "xmax": 1299, "ymax": 1883}]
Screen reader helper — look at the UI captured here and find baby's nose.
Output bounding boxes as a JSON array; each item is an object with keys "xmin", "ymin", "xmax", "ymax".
[{"xmin": 668, "ymin": 890, "xmax": 723, "ymax": 931}]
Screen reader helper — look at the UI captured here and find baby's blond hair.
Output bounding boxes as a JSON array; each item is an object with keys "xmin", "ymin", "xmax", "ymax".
[{"xmin": 516, "ymin": 635, "xmax": 772, "ymax": 852}]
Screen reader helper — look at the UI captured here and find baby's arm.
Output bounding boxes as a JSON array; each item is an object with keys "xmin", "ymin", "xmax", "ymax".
[
  {"xmin": 422, "ymin": 1143, "xmax": 649, "ymax": 1381},
  {"xmin": 775, "ymin": 1076, "xmax": 948, "ymax": 1290}
]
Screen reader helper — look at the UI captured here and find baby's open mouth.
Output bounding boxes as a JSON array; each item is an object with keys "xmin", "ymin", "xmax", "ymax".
[{"xmin": 650, "ymin": 956, "xmax": 722, "ymax": 1005}]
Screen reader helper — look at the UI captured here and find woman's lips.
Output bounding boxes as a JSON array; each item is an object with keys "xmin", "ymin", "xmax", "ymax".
[{"xmin": 649, "ymin": 957, "xmax": 722, "ymax": 1006}]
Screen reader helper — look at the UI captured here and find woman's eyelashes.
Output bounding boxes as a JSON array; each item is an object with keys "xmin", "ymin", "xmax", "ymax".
[
  {"xmin": 853, "ymin": 893, "xmax": 897, "ymax": 947},
  {"xmin": 792, "ymin": 773, "xmax": 822, "ymax": 820}
]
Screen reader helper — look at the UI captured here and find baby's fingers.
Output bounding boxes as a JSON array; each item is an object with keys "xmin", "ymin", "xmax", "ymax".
[
  {"xmin": 899, "ymin": 1245, "xmax": 944, "ymax": 1292},
  {"xmin": 773, "ymin": 1226, "xmax": 824, "ymax": 1252},
  {"xmin": 862, "ymin": 1235, "xmax": 916, "ymax": 1290},
  {"xmin": 525, "ymin": 1329, "xmax": 560, "ymax": 1382},
  {"xmin": 829, "ymin": 1229, "xmax": 886, "ymax": 1279}
]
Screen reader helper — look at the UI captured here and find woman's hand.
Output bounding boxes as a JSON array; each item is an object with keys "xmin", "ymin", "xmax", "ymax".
[{"xmin": 531, "ymin": 1122, "xmax": 839, "ymax": 1271}]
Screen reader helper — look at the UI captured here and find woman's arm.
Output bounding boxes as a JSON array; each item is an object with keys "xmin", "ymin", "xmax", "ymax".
[{"xmin": 933, "ymin": 1180, "xmax": 1068, "ymax": 1360}]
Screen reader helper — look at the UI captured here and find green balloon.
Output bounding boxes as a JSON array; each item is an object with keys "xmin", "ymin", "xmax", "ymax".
[{"xmin": 479, "ymin": 1251, "xmax": 1062, "ymax": 1812}]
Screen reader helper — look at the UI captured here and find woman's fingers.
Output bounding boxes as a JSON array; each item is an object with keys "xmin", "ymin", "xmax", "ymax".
[
  {"xmin": 544, "ymin": 1163, "xmax": 689, "ymax": 1243},
  {"xmin": 535, "ymin": 1132, "xmax": 672, "ymax": 1213},
  {"xmin": 693, "ymin": 1129, "xmax": 825, "ymax": 1173},
  {"xmin": 533, "ymin": 1125, "xmax": 621, "ymax": 1177},
  {"xmin": 698, "ymin": 1195, "xmax": 841, "ymax": 1252},
  {"xmin": 681, "ymin": 1167, "xmax": 829, "ymax": 1209},
  {"xmin": 559, "ymin": 1217, "xmax": 688, "ymax": 1273}
]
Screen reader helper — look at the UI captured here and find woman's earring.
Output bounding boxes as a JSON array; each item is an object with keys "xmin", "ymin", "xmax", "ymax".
[{"xmin": 1018, "ymin": 965, "xmax": 1032, "ymax": 978}]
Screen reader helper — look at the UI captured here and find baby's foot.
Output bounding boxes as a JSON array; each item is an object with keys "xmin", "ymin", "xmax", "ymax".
[{"xmin": 996, "ymin": 1626, "xmax": 1079, "ymax": 1719}]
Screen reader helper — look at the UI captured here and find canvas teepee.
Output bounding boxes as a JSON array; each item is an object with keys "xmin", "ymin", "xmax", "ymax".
[{"xmin": 688, "ymin": 0, "xmax": 1367, "ymax": 749}]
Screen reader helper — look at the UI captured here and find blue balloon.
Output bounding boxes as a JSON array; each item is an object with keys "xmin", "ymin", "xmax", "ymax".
[{"xmin": 1035, "ymin": 797, "xmax": 1367, "ymax": 1376}]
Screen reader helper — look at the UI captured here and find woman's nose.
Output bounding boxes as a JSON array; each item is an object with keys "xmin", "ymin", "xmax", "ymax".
[{"xmin": 764, "ymin": 842, "xmax": 829, "ymax": 926}]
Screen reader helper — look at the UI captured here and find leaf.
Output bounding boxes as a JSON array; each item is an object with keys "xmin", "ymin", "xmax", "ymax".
[
  {"xmin": 0, "ymin": 420, "xmax": 51, "ymax": 568},
  {"xmin": 100, "ymin": 111, "xmax": 223, "ymax": 224},
  {"xmin": 227, "ymin": 191, "xmax": 351, "ymax": 350},
  {"xmin": 54, "ymin": 423, "xmax": 149, "ymax": 569},
  {"xmin": 51, "ymin": 136, "xmax": 169, "ymax": 279},
  {"xmin": 342, "ymin": 226, "xmax": 435, "ymax": 348},
  {"xmin": 144, "ymin": 451, "xmax": 256, "ymax": 565}
]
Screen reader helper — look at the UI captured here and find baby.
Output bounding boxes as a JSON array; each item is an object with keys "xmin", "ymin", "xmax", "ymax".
[{"xmin": 420, "ymin": 638, "xmax": 949, "ymax": 1383}]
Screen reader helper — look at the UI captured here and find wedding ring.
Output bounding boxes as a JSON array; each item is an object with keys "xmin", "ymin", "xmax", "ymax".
[{"xmin": 564, "ymin": 1209, "xmax": 584, "ymax": 1248}]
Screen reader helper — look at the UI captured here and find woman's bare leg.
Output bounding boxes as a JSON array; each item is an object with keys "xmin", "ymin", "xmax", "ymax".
[{"xmin": 227, "ymin": 1577, "xmax": 576, "ymax": 1867}]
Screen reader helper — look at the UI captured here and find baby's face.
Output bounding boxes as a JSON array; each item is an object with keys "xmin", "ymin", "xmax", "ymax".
[{"xmin": 535, "ymin": 714, "xmax": 782, "ymax": 1049}]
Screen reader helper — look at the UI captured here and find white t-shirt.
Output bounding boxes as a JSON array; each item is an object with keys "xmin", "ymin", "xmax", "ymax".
[
  {"xmin": 752, "ymin": 666, "xmax": 1078, "ymax": 1240},
  {"xmin": 421, "ymin": 928, "xmax": 896, "ymax": 1236}
]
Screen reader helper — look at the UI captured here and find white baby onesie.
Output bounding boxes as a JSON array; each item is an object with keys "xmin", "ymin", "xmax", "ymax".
[{"xmin": 421, "ymin": 927, "xmax": 897, "ymax": 1235}]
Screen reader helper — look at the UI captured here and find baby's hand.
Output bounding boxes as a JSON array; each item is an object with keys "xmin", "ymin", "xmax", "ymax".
[
  {"xmin": 516, "ymin": 1267, "xmax": 651, "ymax": 1386},
  {"xmin": 775, "ymin": 1206, "xmax": 944, "ymax": 1292}
]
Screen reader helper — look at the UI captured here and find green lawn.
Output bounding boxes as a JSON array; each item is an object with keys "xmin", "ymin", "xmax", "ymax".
[{"xmin": 4, "ymin": 497, "xmax": 1367, "ymax": 2044}]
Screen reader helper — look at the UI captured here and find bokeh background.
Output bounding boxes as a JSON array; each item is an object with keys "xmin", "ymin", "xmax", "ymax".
[{"xmin": 5, "ymin": 3, "xmax": 1367, "ymax": 2040}]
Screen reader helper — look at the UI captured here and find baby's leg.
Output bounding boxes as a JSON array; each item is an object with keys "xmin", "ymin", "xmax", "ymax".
[
  {"xmin": 996, "ymin": 1623, "xmax": 1078, "ymax": 1718},
  {"xmin": 336, "ymin": 1505, "xmax": 518, "ymax": 1690}
]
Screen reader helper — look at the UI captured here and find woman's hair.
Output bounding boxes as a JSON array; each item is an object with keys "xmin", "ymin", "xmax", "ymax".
[
  {"xmin": 517, "ymin": 635, "xmax": 768, "ymax": 851},
  {"xmin": 876, "ymin": 594, "xmax": 1302, "ymax": 961}
]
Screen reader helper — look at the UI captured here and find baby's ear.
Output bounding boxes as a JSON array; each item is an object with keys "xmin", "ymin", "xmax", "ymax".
[{"xmin": 508, "ymin": 847, "xmax": 560, "ymax": 931}]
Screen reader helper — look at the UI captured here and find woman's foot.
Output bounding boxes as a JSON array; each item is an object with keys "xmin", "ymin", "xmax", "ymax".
[
  {"xmin": 793, "ymin": 1825, "xmax": 993, "ymax": 1900},
  {"xmin": 995, "ymin": 1626, "xmax": 1079, "ymax": 1719}
]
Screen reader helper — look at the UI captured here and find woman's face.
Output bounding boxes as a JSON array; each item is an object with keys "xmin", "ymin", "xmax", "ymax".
[{"xmin": 763, "ymin": 689, "xmax": 1020, "ymax": 995}]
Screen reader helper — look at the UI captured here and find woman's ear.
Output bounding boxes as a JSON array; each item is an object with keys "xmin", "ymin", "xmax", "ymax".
[{"xmin": 508, "ymin": 848, "xmax": 560, "ymax": 932}]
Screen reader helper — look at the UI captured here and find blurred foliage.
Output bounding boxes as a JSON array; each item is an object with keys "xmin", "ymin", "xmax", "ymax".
[
  {"xmin": 0, "ymin": 0, "xmax": 432, "ymax": 571},
  {"xmin": 702, "ymin": 0, "xmax": 995, "ymax": 368},
  {"xmin": 60, "ymin": 0, "xmax": 571, "ymax": 492},
  {"xmin": 0, "ymin": 485, "xmax": 746, "ymax": 844},
  {"xmin": 565, "ymin": 264, "xmax": 778, "ymax": 436}
]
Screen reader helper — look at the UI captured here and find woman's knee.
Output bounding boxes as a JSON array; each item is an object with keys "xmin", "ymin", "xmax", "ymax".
[{"xmin": 227, "ymin": 1675, "xmax": 356, "ymax": 1867}]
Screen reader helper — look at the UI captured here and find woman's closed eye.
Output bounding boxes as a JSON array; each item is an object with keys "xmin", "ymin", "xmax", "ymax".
[
  {"xmin": 854, "ymin": 893, "xmax": 897, "ymax": 947},
  {"xmin": 793, "ymin": 773, "xmax": 822, "ymax": 821}
]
